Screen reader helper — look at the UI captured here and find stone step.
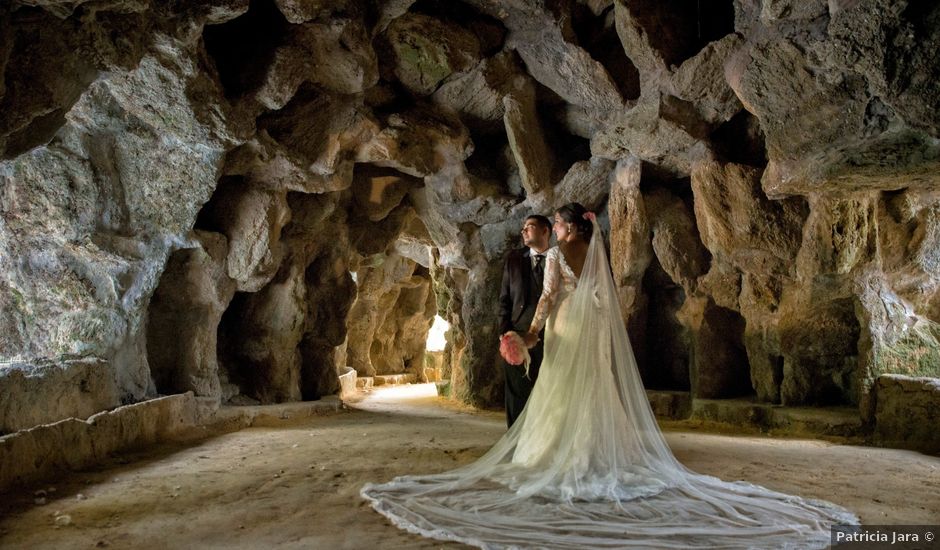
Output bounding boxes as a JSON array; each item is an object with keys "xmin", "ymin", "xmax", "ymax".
[
  {"xmin": 356, "ymin": 377, "xmax": 374, "ymax": 390},
  {"xmin": 337, "ymin": 366, "xmax": 357, "ymax": 398},
  {"xmin": 373, "ymin": 373, "xmax": 418, "ymax": 386},
  {"xmin": 646, "ymin": 390, "xmax": 692, "ymax": 419},
  {"xmin": 646, "ymin": 391, "xmax": 864, "ymax": 438},
  {"xmin": 209, "ymin": 397, "xmax": 344, "ymax": 430},
  {"xmin": 872, "ymin": 375, "xmax": 940, "ymax": 454},
  {"xmin": 690, "ymin": 398, "xmax": 864, "ymax": 437}
]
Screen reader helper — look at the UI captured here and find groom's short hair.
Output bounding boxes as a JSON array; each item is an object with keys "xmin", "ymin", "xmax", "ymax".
[{"xmin": 527, "ymin": 214, "xmax": 551, "ymax": 232}]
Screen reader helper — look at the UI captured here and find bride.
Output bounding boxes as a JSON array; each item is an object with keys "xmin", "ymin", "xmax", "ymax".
[{"xmin": 361, "ymin": 202, "xmax": 858, "ymax": 548}]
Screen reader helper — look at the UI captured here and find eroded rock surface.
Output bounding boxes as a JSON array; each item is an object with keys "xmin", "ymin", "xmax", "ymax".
[{"xmin": 1, "ymin": 0, "xmax": 939, "ymax": 452}]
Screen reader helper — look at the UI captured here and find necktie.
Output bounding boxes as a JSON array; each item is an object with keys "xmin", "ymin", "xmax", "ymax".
[{"xmin": 533, "ymin": 254, "xmax": 544, "ymax": 287}]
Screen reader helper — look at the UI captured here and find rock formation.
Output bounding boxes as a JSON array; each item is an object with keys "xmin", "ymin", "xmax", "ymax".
[{"xmin": 1, "ymin": 0, "xmax": 938, "ymax": 450}]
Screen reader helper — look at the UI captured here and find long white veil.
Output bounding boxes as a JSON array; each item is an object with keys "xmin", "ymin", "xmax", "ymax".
[{"xmin": 361, "ymin": 221, "xmax": 858, "ymax": 549}]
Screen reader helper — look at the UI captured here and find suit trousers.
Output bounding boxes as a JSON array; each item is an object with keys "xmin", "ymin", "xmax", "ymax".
[{"xmin": 503, "ymin": 341, "xmax": 543, "ymax": 428}]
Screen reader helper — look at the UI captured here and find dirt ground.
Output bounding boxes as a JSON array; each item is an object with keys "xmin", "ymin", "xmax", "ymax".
[{"xmin": 1, "ymin": 383, "xmax": 938, "ymax": 549}]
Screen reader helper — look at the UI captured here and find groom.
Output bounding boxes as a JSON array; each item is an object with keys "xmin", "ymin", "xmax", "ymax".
[{"xmin": 498, "ymin": 215, "xmax": 551, "ymax": 428}]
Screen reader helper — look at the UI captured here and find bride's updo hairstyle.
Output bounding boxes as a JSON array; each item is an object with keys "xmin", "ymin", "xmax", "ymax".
[{"xmin": 556, "ymin": 202, "xmax": 593, "ymax": 240}]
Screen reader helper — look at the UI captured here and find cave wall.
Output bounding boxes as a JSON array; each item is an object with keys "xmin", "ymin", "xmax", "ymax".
[{"xmin": 0, "ymin": 0, "xmax": 939, "ymax": 444}]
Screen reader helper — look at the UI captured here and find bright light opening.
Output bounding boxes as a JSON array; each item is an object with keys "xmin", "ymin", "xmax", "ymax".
[{"xmin": 426, "ymin": 315, "xmax": 450, "ymax": 351}]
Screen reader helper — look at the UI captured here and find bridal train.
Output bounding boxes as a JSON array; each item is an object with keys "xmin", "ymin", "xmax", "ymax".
[{"xmin": 361, "ymin": 218, "xmax": 858, "ymax": 549}]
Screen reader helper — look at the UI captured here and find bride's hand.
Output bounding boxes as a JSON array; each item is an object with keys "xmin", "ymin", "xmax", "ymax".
[{"xmin": 522, "ymin": 331, "xmax": 539, "ymax": 348}]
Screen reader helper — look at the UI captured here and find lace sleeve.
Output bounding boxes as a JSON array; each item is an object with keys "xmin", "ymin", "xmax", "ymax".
[{"xmin": 529, "ymin": 248, "xmax": 561, "ymax": 334}]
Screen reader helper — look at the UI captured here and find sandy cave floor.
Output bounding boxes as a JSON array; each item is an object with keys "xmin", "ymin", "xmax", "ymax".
[{"xmin": 0, "ymin": 384, "xmax": 938, "ymax": 549}]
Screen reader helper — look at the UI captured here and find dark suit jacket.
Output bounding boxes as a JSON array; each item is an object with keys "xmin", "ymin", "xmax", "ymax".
[{"xmin": 498, "ymin": 247, "xmax": 542, "ymax": 335}]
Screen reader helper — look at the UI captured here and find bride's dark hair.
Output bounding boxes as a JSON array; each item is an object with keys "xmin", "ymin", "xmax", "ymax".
[{"xmin": 556, "ymin": 202, "xmax": 593, "ymax": 240}]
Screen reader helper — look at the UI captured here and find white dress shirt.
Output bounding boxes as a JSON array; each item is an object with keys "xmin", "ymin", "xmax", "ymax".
[{"xmin": 529, "ymin": 248, "xmax": 547, "ymax": 270}]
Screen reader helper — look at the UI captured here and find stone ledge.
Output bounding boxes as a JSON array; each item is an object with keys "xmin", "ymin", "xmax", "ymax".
[
  {"xmin": 204, "ymin": 397, "xmax": 344, "ymax": 431},
  {"xmin": 873, "ymin": 374, "xmax": 940, "ymax": 454},
  {"xmin": 646, "ymin": 391, "xmax": 867, "ymax": 439},
  {"xmin": 338, "ymin": 367, "xmax": 358, "ymax": 399},
  {"xmin": 0, "ymin": 359, "xmax": 121, "ymax": 434},
  {"xmin": 0, "ymin": 394, "xmax": 346, "ymax": 492},
  {"xmin": 371, "ymin": 374, "xmax": 417, "ymax": 386},
  {"xmin": 0, "ymin": 393, "xmax": 198, "ymax": 491},
  {"xmin": 646, "ymin": 390, "xmax": 692, "ymax": 419},
  {"xmin": 689, "ymin": 398, "xmax": 864, "ymax": 438}
]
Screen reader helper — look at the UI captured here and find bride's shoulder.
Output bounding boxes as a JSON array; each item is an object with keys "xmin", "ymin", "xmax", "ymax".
[{"xmin": 546, "ymin": 246, "xmax": 561, "ymax": 259}]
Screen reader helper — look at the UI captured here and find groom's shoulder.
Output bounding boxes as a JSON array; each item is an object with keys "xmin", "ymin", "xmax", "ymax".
[{"xmin": 505, "ymin": 247, "xmax": 527, "ymax": 261}]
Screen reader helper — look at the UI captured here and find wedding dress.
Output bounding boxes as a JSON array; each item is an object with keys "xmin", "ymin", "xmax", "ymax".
[{"xmin": 361, "ymin": 221, "xmax": 858, "ymax": 549}]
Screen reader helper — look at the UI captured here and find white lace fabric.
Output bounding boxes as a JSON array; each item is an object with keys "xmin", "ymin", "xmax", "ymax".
[
  {"xmin": 361, "ymin": 221, "xmax": 858, "ymax": 549},
  {"xmin": 529, "ymin": 247, "xmax": 577, "ymax": 334}
]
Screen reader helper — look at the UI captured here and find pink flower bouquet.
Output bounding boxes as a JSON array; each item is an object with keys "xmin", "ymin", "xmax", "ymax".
[{"xmin": 500, "ymin": 332, "xmax": 532, "ymax": 377}]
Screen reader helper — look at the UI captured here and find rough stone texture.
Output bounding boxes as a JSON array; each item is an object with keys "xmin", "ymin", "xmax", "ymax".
[
  {"xmin": 608, "ymin": 157, "xmax": 652, "ymax": 318},
  {"xmin": 678, "ymin": 297, "xmax": 751, "ymax": 399},
  {"xmin": 855, "ymin": 271, "xmax": 940, "ymax": 421},
  {"xmin": 299, "ymin": 243, "xmax": 356, "ymax": 400},
  {"xmin": 351, "ymin": 164, "xmax": 422, "ymax": 222},
  {"xmin": 613, "ymin": 0, "xmax": 666, "ymax": 76},
  {"xmin": 373, "ymin": 0, "xmax": 416, "ymax": 36},
  {"xmin": 592, "ymin": 93, "xmax": 710, "ymax": 176},
  {"xmin": 552, "ymin": 157, "xmax": 615, "ymax": 212},
  {"xmin": 394, "ymin": 211, "xmax": 436, "ymax": 268},
  {"xmin": 0, "ymin": 6, "xmax": 151, "ymax": 159},
  {"xmin": 607, "ymin": 158, "xmax": 655, "ymax": 378},
  {"xmin": 258, "ymin": 92, "xmax": 378, "ymax": 181},
  {"xmin": 456, "ymin": 0, "xmax": 624, "ymax": 122},
  {"xmin": 503, "ymin": 79, "xmax": 553, "ymax": 197},
  {"xmin": 357, "ymin": 105, "xmax": 472, "ymax": 178},
  {"xmin": 513, "ymin": 28, "xmax": 624, "ymax": 121},
  {"xmin": 0, "ymin": 392, "xmax": 199, "ymax": 489},
  {"xmin": 432, "ymin": 52, "xmax": 527, "ymax": 135},
  {"xmin": 671, "ymin": 34, "xmax": 744, "ymax": 125},
  {"xmin": 877, "ymin": 190, "xmax": 940, "ymax": 314},
  {"xmin": 223, "ymin": 134, "xmax": 356, "ymax": 194},
  {"xmin": 146, "ymin": 231, "xmax": 235, "ymax": 401},
  {"xmin": 346, "ymin": 252, "xmax": 435, "ymax": 377},
  {"xmin": 450, "ymin": 259, "xmax": 504, "ymax": 407},
  {"xmin": 273, "ymin": 0, "xmax": 348, "ymax": 24},
  {"xmin": 196, "ymin": 182, "xmax": 291, "ymax": 292},
  {"xmin": 1, "ymin": 0, "xmax": 939, "ymax": 452},
  {"xmin": 760, "ymin": 0, "xmax": 827, "ymax": 22},
  {"xmin": 645, "ymin": 187, "xmax": 708, "ymax": 292},
  {"xmin": 691, "ymin": 160, "xmax": 808, "ymax": 403},
  {"xmin": 796, "ymin": 194, "xmax": 878, "ymax": 278},
  {"xmin": 777, "ymin": 292, "xmax": 861, "ymax": 405},
  {"xmin": 282, "ymin": 192, "xmax": 354, "ymax": 401},
  {"xmin": 0, "ymin": 358, "xmax": 119, "ymax": 433},
  {"xmin": 219, "ymin": 258, "xmax": 306, "ymax": 404},
  {"xmin": 380, "ymin": 13, "xmax": 481, "ymax": 96},
  {"xmin": 690, "ymin": 396, "xmax": 864, "ymax": 437},
  {"xmin": 692, "ymin": 161, "xmax": 805, "ymax": 276},
  {"xmin": 742, "ymin": 328, "xmax": 784, "ymax": 404},
  {"xmin": 370, "ymin": 274, "xmax": 436, "ymax": 374},
  {"xmin": 0, "ymin": 33, "xmax": 235, "ymax": 410},
  {"xmin": 645, "ymin": 389, "xmax": 692, "ymax": 419},
  {"xmin": 729, "ymin": 3, "xmax": 940, "ymax": 196},
  {"xmin": 873, "ymin": 374, "xmax": 940, "ymax": 453},
  {"xmin": 0, "ymin": 393, "xmax": 343, "ymax": 491},
  {"xmin": 256, "ymin": 18, "xmax": 378, "ymax": 109},
  {"xmin": 206, "ymin": 191, "xmax": 354, "ymax": 405}
]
